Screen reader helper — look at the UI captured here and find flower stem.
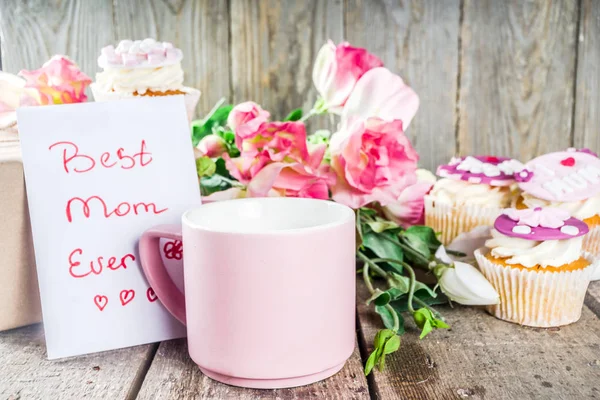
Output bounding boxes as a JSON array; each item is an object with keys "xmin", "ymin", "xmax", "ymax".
[
  {"xmin": 203, "ymin": 97, "xmax": 227, "ymax": 122},
  {"xmin": 369, "ymin": 257, "xmax": 417, "ymax": 313},
  {"xmin": 385, "ymin": 303, "xmax": 400, "ymax": 332},
  {"xmin": 362, "ymin": 262, "xmax": 375, "ymax": 294},
  {"xmin": 357, "ymin": 252, "xmax": 388, "ymax": 278},
  {"xmin": 299, "ymin": 107, "xmax": 319, "ymax": 122}
]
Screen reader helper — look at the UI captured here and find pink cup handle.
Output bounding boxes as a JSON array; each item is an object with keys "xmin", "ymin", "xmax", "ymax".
[{"xmin": 139, "ymin": 224, "xmax": 186, "ymax": 325}]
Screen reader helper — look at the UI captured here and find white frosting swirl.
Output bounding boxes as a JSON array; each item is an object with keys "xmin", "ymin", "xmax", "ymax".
[
  {"xmin": 485, "ymin": 228, "xmax": 582, "ymax": 268},
  {"xmin": 521, "ymin": 191, "xmax": 600, "ymax": 220},
  {"xmin": 95, "ymin": 64, "xmax": 184, "ymax": 94},
  {"xmin": 96, "ymin": 38, "xmax": 185, "ymax": 94},
  {"xmin": 429, "ymin": 178, "xmax": 513, "ymax": 206}
]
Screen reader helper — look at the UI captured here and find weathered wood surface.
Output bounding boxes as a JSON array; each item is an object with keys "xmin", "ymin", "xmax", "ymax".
[
  {"xmin": 0, "ymin": 324, "xmax": 157, "ymax": 400},
  {"xmin": 345, "ymin": 0, "xmax": 461, "ymax": 171},
  {"xmin": 1, "ymin": 0, "xmax": 598, "ymax": 167},
  {"xmin": 136, "ymin": 337, "xmax": 369, "ymax": 400},
  {"xmin": 458, "ymin": 0, "xmax": 579, "ymax": 161},
  {"xmin": 357, "ymin": 279, "xmax": 600, "ymax": 400},
  {"xmin": 229, "ymin": 0, "xmax": 343, "ymax": 132},
  {"xmin": 573, "ymin": 0, "xmax": 600, "ymax": 152}
]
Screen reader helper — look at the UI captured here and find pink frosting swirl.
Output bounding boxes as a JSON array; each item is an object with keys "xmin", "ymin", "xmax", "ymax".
[{"xmin": 98, "ymin": 39, "xmax": 183, "ymax": 69}]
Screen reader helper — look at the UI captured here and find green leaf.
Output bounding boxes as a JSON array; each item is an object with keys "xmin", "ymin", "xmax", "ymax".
[
  {"xmin": 374, "ymin": 291, "xmax": 392, "ymax": 306},
  {"xmin": 191, "ymin": 105, "xmax": 233, "ymax": 147},
  {"xmin": 404, "ymin": 226, "xmax": 442, "ymax": 249},
  {"xmin": 433, "ymin": 318, "xmax": 450, "ymax": 329},
  {"xmin": 390, "ymin": 288, "xmax": 447, "ymax": 314},
  {"xmin": 364, "ymin": 349, "xmax": 378, "ymax": 376},
  {"xmin": 375, "ymin": 306, "xmax": 397, "ymax": 331},
  {"xmin": 195, "ymin": 156, "xmax": 216, "ymax": 177},
  {"xmin": 382, "ymin": 334, "xmax": 401, "ymax": 355},
  {"xmin": 359, "ymin": 207, "xmax": 378, "ymax": 218},
  {"xmin": 363, "ymin": 231, "xmax": 404, "ymax": 270},
  {"xmin": 214, "ymin": 158, "xmax": 233, "ymax": 178},
  {"xmin": 200, "ymin": 175, "xmax": 232, "ymax": 196},
  {"xmin": 367, "ymin": 219, "xmax": 400, "ymax": 233},
  {"xmin": 373, "ymin": 329, "xmax": 396, "ymax": 348},
  {"xmin": 419, "ymin": 319, "xmax": 433, "ymax": 339},
  {"xmin": 403, "ymin": 232, "xmax": 431, "ymax": 260},
  {"xmin": 283, "ymin": 108, "xmax": 303, "ymax": 121}
]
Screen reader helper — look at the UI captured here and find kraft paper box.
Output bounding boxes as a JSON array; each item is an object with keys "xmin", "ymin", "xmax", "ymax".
[{"xmin": 0, "ymin": 132, "xmax": 42, "ymax": 331}]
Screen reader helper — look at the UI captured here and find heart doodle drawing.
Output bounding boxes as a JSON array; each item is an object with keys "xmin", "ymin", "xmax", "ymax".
[
  {"xmin": 119, "ymin": 289, "xmax": 135, "ymax": 306},
  {"xmin": 94, "ymin": 295, "xmax": 108, "ymax": 311},
  {"xmin": 147, "ymin": 287, "xmax": 158, "ymax": 302}
]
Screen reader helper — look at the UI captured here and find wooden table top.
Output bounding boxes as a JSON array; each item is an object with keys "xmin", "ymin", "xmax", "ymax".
[{"xmin": 2, "ymin": 279, "xmax": 600, "ymax": 400}]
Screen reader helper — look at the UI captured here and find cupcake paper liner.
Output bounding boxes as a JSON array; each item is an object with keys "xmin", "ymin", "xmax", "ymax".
[
  {"xmin": 475, "ymin": 249, "xmax": 598, "ymax": 327},
  {"xmin": 424, "ymin": 195, "xmax": 504, "ymax": 245},
  {"xmin": 91, "ymin": 84, "xmax": 201, "ymax": 122},
  {"xmin": 584, "ymin": 224, "xmax": 600, "ymax": 260}
]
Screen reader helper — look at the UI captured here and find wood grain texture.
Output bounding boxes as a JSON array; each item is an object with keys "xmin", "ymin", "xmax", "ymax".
[
  {"xmin": 0, "ymin": 0, "xmax": 114, "ymax": 92},
  {"xmin": 357, "ymin": 279, "xmax": 600, "ymax": 400},
  {"xmin": 136, "ymin": 337, "xmax": 369, "ymax": 400},
  {"xmin": 458, "ymin": 0, "xmax": 578, "ymax": 161},
  {"xmin": 229, "ymin": 0, "xmax": 343, "ymax": 132},
  {"xmin": 573, "ymin": 0, "xmax": 600, "ymax": 152},
  {"xmin": 112, "ymin": 0, "xmax": 231, "ymax": 119},
  {"xmin": 0, "ymin": 324, "xmax": 157, "ymax": 400},
  {"xmin": 345, "ymin": 0, "xmax": 461, "ymax": 171}
]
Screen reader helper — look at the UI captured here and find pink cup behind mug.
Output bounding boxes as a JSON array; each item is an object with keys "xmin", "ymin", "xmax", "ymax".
[{"xmin": 139, "ymin": 197, "xmax": 356, "ymax": 389}]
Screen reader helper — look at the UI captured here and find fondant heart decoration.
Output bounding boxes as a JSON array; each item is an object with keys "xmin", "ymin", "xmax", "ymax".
[
  {"xmin": 518, "ymin": 151, "xmax": 600, "ymax": 202},
  {"xmin": 436, "ymin": 155, "xmax": 526, "ymax": 186},
  {"xmin": 560, "ymin": 157, "xmax": 575, "ymax": 167}
]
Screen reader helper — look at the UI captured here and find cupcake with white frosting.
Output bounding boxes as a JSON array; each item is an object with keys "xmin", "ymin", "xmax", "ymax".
[
  {"xmin": 475, "ymin": 207, "xmax": 597, "ymax": 327},
  {"xmin": 91, "ymin": 38, "xmax": 200, "ymax": 120},
  {"xmin": 514, "ymin": 149, "xmax": 600, "ymax": 266},
  {"xmin": 425, "ymin": 156, "xmax": 524, "ymax": 245}
]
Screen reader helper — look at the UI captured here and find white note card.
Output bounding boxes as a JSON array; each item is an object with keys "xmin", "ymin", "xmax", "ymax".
[{"xmin": 17, "ymin": 96, "xmax": 200, "ymax": 359}]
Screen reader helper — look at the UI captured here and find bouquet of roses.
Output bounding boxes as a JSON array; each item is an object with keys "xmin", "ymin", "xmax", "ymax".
[{"xmin": 191, "ymin": 41, "xmax": 499, "ymax": 375}]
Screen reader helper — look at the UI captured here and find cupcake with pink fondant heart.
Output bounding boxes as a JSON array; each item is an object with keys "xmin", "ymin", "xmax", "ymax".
[
  {"xmin": 514, "ymin": 149, "xmax": 600, "ymax": 274},
  {"xmin": 425, "ymin": 156, "xmax": 525, "ymax": 245},
  {"xmin": 91, "ymin": 38, "xmax": 200, "ymax": 121},
  {"xmin": 475, "ymin": 207, "xmax": 597, "ymax": 327}
]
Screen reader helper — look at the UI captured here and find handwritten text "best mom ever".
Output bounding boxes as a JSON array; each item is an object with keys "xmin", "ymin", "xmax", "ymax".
[{"xmin": 49, "ymin": 139, "xmax": 164, "ymax": 311}]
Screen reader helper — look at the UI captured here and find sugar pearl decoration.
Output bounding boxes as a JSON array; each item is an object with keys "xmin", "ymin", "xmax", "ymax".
[
  {"xmin": 512, "ymin": 225, "xmax": 532, "ymax": 235},
  {"xmin": 560, "ymin": 225, "xmax": 579, "ymax": 236}
]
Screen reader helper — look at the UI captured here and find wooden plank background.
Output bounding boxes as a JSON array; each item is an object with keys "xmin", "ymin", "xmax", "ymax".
[{"xmin": 1, "ymin": 0, "xmax": 598, "ymax": 171}]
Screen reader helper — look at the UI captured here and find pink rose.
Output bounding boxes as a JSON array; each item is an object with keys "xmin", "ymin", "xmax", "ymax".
[
  {"xmin": 330, "ymin": 117, "xmax": 418, "ymax": 209},
  {"xmin": 228, "ymin": 102, "xmax": 270, "ymax": 146},
  {"xmin": 238, "ymin": 121, "xmax": 310, "ymax": 164},
  {"xmin": 341, "ymin": 67, "xmax": 419, "ymax": 130},
  {"xmin": 19, "ymin": 56, "xmax": 91, "ymax": 105},
  {"xmin": 197, "ymin": 135, "xmax": 227, "ymax": 158},
  {"xmin": 209, "ymin": 145, "xmax": 334, "ymax": 202},
  {"xmin": 313, "ymin": 40, "xmax": 383, "ymax": 115},
  {"xmin": 382, "ymin": 169, "xmax": 436, "ymax": 227},
  {"xmin": 224, "ymin": 152, "xmax": 270, "ymax": 184}
]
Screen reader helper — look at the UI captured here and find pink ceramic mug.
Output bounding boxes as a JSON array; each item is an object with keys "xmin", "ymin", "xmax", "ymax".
[{"xmin": 139, "ymin": 197, "xmax": 356, "ymax": 389}]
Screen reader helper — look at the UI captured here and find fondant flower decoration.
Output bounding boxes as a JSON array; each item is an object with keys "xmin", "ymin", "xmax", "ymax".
[
  {"xmin": 514, "ymin": 168, "xmax": 533, "ymax": 183},
  {"xmin": 496, "ymin": 207, "xmax": 588, "ymax": 240},
  {"xmin": 503, "ymin": 207, "xmax": 570, "ymax": 228},
  {"xmin": 436, "ymin": 155, "xmax": 524, "ymax": 187},
  {"xmin": 19, "ymin": 56, "xmax": 91, "ymax": 105}
]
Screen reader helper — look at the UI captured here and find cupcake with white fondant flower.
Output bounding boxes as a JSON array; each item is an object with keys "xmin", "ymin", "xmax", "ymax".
[
  {"xmin": 91, "ymin": 38, "xmax": 200, "ymax": 120},
  {"xmin": 475, "ymin": 207, "xmax": 597, "ymax": 327},
  {"xmin": 514, "ymin": 149, "xmax": 600, "ymax": 267},
  {"xmin": 425, "ymin": 156, "xmax": 525, "ymax": 245}
]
